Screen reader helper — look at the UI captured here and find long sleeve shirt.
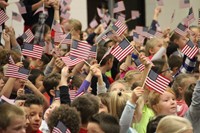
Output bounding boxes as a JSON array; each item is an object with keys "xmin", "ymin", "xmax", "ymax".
[{"xmin": 184, "ymin": 80, "xmax": 200, "ymax": 133}]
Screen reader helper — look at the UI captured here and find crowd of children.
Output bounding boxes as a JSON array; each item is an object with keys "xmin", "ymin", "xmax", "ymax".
[{"xmin": 0, "ymin": 0, "xmax": 200, "ymax": 133}]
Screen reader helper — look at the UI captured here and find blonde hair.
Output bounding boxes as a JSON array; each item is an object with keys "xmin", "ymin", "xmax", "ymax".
[
  {"xmin": 145, "ymin": 38, "xmax": 162, "ymax": 56},
  {"xmin": 109, "ymin": 79, "xmax": 130, "ymax": 92},
  {"xmin": 124, "ymin": 70, "xmax": 141, "ymax": 85},
  {"xmin": 148, "ymin": 87, "xmax": 175, "ymax": 114},
  {"xmin": 156, "ymin": 115, "xmax": 193, "ymax": 133},
  {"xmin": 109, "ymin": 91, "xmax": 130, "ymax": 120},
  {"xmin": 68, "ymin": 19, "xmax": 82, "ymax": 31}
]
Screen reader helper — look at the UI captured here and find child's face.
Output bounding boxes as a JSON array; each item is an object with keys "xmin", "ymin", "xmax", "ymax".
[
  {"xmin": 35, "ymin": 74, "xmax": 44, "ymax": 89},
  {"xmin": 175, "ymin": 36, "xmax": 187, "ymax": 50},
  {"xmin": 154, "ymin": 91, "xmax": 177, "ymax": 115},
  {"xmin": 110, "ymin": 82, "xmax": 126, "ymax": 92},
  {"xmin": 99, "ymin": 101, "xmax": 108, "ymax": 113},
  {"xmin": 87, "ymin": 122, "xmax": 105, "ymax": 133},
  {"xmin": 44, "ymin": 30, "xmax": 51, "ymax": 43},
  {"xmin": 26, "ymin": 105, "xmax": 43, "ymax": 132},
  {"xmin": 3, "ymin": 115, "xmax": 26, "ymax": 133},
  {"xmin": 150, "ymin": 41, "xmax": 162, "ymax": 55}
]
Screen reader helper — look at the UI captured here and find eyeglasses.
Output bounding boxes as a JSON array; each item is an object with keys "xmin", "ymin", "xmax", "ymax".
[{"xmin": 160, "ymin": 68, "xmax": 171, "ymax": 73}]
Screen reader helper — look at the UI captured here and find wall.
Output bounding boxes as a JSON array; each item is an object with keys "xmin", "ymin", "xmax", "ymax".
[
  {"xmin": 145, "ymin": 0, "xmax": 200, "ymax": 30},
  {"xmin": 4, "ymin": 0, "xmax": 88, "ymax": 38}
]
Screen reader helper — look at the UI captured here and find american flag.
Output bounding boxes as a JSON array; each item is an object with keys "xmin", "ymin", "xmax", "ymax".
[
  {"xmin": 148, "ymin": 29, "xmax": 163, "ymax": 38},
  {"xmin": 157, "ymin": 0, "xmax": 164, "ymax": 6},
  {"xmin": 113, "ymin": 1, "xmax": 125, "ymax": 13},
  {"xmin": 5, "ymin": 64, "xmax": 30, "ymax": 80},
  {"xmin": 181, "ymin": 40, "xmax": 198, "ymax": 59},
  {"xmin": 70, "ymin": 40, "xmax": 91, "ymax": 60},
  {"xmin": 183, "ymin": 7, "xmax": 195, "ymax": 26},
  {"xmin": 61, "ymin": 56, "xmax": 83, "ymax": 67},
  {"xmin": 89, "ymin": 19, "xmax": 98, "ymax": 28},
  {"xmin": 54, "ymin": 32, "xmax": 64, "ymax": 43},
  {"xmin": 133, "ymin": 58, "xmax": 145, "ymax": 71},
  {"xmin": 52, "ymin": 20, "xmax": 63, "ymax": 32},
  {"xmin": 62, "ymin": 33, "xmax": 72, "ymax": 44},
  {"xmin": 111, "ymin": 39, "xmax": 133, "ymax": 62},
  {"xmin": 89, "ymin": 45, "xmax": 97, "ymax": 58},
  {"xmin": 16, "ymin": 1, "xmax": 27, "ymax": 14},
  {"xmin": 22, "ymin": 29, "xmax": 34, "ymax": 43},
  {"xmin": 103, "ymin": 13, "xmax": 111, "ymax": 24},
  {"xmin": 170, "ymin": 9, "xmax": 175, "ymax": 23},
  {"xmin": 52, "ymin": 121, "xmax": 71, "ymax": 133},
  {"xmin": 145, "ymin": 69, "xmax": 170, "ymax": 94},
  {"xmin": 61, "ymin": 10, "xmax": 70, "ymax": 20},
  {"xmin": 174, "ymin": 23, "xmax": 188, "ymax": 36},
  {"xmin": 12, "ymin": 11, "xmax": 22, "ymax": 22},
  {"xmin": 116, "ymin": 13, "xmax": 126, "ymax": 22},
  {"xmin": 0, "ymin": 9, "xmax": 9, "ymax": 25},
  {"xmin": 135, "ymin": 26, "xmax": 151, "ymax": 38},
  {"xmin": 112, "ymin": 20, "xmax": 127, "ymax": 36},
  {"xmin": 101, "ymin": 30, "xmax": 113, "ymax": 40},
  {"xmin": 133, "ymin": 32, "xmax": 144, "ymax": 44},
  {"xmin": 180, "ymin": 0, "xmax": 190, "ymax": 8},
  {"xmin": 131, "ymin": 10, "xmax": 140, "ymax": 20},
  {"xmin": 22, "ymin": 43, "xmax": 43, "ymax": 59},
  {"xmin": 69, "ymin": 89, "xmax": 76, "ymax": 101}
]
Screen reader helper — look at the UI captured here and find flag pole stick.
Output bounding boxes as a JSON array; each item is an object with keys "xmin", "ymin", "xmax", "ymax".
[
  {"xmin": 58, "ymin": 29, "xmax": 73, "ymax": 47},
  {"xmin": 125, "ymin": 18, "xmax": 132, "ymax": 23},
  {"xmin": 141, "ymin": 65, "xmax": 152, "ymax": 89},
  {"xmin": 84, "ymin": 60, "xmax": 91, "ymax": 67}
]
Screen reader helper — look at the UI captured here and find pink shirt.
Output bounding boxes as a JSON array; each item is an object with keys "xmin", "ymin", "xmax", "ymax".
[{"xmin": 176, "ymin": 99, "xmax": 189, "ymax": 117}]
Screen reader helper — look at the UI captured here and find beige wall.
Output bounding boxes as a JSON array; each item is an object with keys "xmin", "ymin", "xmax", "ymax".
[{"xmin": 145, "ymin": 0, "xmax": 200, "ymax": 29}]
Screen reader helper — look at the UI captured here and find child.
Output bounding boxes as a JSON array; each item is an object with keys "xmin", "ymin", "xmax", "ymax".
[
  {"xmin": 24, "ymin": 94, "xmax": 44, "ymax": 133},
  {"xmin": 0, "ymin": 103, "xmax": 27, "ymax": 133},
  {"xmin": 172, "ymin": 73, "xmax": 196, "ymax": 117},
  {"xmin": 148, "ymin": 87, "xmax": 177, "ymax": 116},
  {"xmin": 71, "ymin": 94, "xmax": 99, "ymax": 133},
  {"xmin": 47, "ymin": 105, "xmax": 81, "ymax": 133},
  {"xmin": 156, "ymin": 115, "xmax": 193, "ymax": 133},
  {"xmin": 87, "ymin": 113, "xmax": 120, "ymax": 133}
]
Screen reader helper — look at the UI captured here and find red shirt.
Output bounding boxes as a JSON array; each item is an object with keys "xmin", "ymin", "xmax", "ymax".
[{"xmin": 79, "ymin": 128, "xmax": 87, "ymax": 133}]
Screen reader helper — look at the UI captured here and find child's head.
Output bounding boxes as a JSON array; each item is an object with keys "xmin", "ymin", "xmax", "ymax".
[
  {"xmin": 24, "ymin": 94, "xmax": 44, "ymax": 132},
  {"xmin": 145, "ymin": 38, "xmax": 163, "ymax": 56},
  {"xmin": 172, "ymin": 73, "xmax": 196, "ymax": 100},
  {"xmin": 168, "ymin": 55, "xmax": 183, "ymax": 76},
  {"xmin": 43, "ymin": 73, "xmax": 61, "ymax": 98},
  {"xmin": 109, "ymin": 91, "xmax": 130, "ymax": 120},
  {"xmin": 156, "ymin": 115, "xmax": 193, "ymax": 133},
  {"xmin": 0, "ymin": 104, "xmax": 26, "ymax": 133},
  {"xmin": 152, "ymin": 59, "xmax": 173, "ymax": 82},
  {"xmin": 97, "ymin": 46, "xmax": 114, "ymax": 70},
  {"xmin": 87, "ymin": 113, "xmax": 120, "ymax": 133},
  {"xmin": 170, "ymin": 32, "xmax": 187, "ymax": 50},
  {"xmin": 98, "ymin": 93, "xmax": 110, "ymax": 113},
  {"xmin": 62, "ymin": 19, "xmax": 82, "ymax": 40},
  {"xmin": 124, "ymin": 70, "xmax": 141, "ymax": 87},
  {"xmin": 148, "ymin": 88, "xmax": 177, "ymax": 115},
  {"xmin": 109, "ymin": 79, "xmax": 130, "ymax": 92},
  {"xmin": 189, "ymin": 25, "xmax": 200, "ymax": 44},
  {"xmin": 71, "ymin": 94, "xmax": 99, "ymax": 125},
  {"xmin": 184, "ymin": 83, "xmax": 196, "ymax": 107},
  {"xmin": 48, "ymin": 105, "xmax": 81, "ymax": 133},
  {"xmin": 28, "ymin": 69, "xmax": 44, "ymax": 89},
  {"xmin": 146, "ymin": 115, "xmax": 166, "ymax": 133}
]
